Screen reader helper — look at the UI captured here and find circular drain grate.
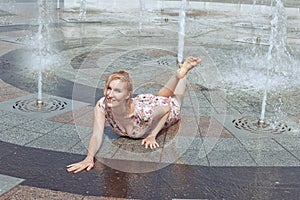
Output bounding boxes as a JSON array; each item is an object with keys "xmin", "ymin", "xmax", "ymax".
[
  {"xmin": 233, "ymin": 22, "xmax": 269, "ymax": 30},
  {"xmin": 233, "ymin": 37, "xmax": 269, "ymax": 45},
  {"xmin": 232, "ymin": 116, "xmax": 291, "ymax": 134},
  {"xmin": 157, "ymin": 59, "xmax": 170, "ymax": 66},
  {"xmin": 13, "ymin": 98, "xmax": 67, "ymax": 113}
]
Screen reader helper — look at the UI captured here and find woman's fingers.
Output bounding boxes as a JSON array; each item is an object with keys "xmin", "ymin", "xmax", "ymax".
[
  {"xmin": 67, "ymin": 161, "xmax": 94, "ymax": 173},
  {"xmin": 86, "ymin": 164, "xmax": 94, "ymax": 172},
  {"xmin": 141, "ymin": 139, "xmax": 159, "ymax": 149},
  {"xmin": 150, "ymin": 142, "xmax": 159, "ymax": 149},
  {"xmin": 66, "ymin": 163, "xmax": 75, "ymax": 168},
  {"xmin": 74, "ymin": 165, "xmax": 87, "ymax": 174}
]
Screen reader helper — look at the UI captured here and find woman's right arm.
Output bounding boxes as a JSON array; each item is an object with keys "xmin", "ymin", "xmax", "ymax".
[{"xmin": 66, "ymin": 100, "xmax": 106, "ymax": 173}]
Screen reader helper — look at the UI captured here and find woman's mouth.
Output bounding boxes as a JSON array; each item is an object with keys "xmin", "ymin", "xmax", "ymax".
[{"xmin": 106, "ymin": 98, "xmax": 114, "ymax": 103}]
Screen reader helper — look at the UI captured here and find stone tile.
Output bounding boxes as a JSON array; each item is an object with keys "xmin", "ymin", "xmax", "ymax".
[
  {"xmin": 288, "ymin": 114, "xmax": 300, "ymax": 124},
  {"xmin": 68, "ymin": 141, "xmax": 88, "ymax": 155},
  {"xmin": 273, "ymin": 137, "xmax": 300, "ymax": 160},
  {"xmin": 0, "ymin": 92, "xmax": 27, "ymax": 102},
  {"xmin": 247, "ymin": 150, "xmax": 300, "ymax": 166},
  {"xmin": 238, "ymin": 138, "xmax": 287, "ymax": 151},
  {"xmin": 166, "ymin": 116, "xmax": 200, "ymax": 139},
  {"xmin": 96, "ymin": 141, "xmax": 119, "ymax": 159},
  {"xmin": 0, "ymin": 79, "xmax": 30, "ymax": 102},
  {"xmin": 49, "ymin": 123, "xmax": 81, "ymax": 138},
  {"xmin": 95, "ymin": 129, "xmax": 122, "ymax": 159},
  {"xmin": 209, "ymin": 138, "xmax": 246, "ymax": 151},
  {"xmin": 73, "ymin": 109, "xmax": 94, "ymax": 127},
  {"xmin": 164, "ymin": 136, "xmax": 203, "ymax": 150},
  {"xmin": 0, "ymin": 109, "xmax": 11, "ymax": 116},
  {"xmin": 76, "ymin": 125, "xmax": 93, "ymax": 140},
  {"xmin": 199, "ymin": 116, "xmax": 233, "ymax": 138},
  {"xmin": 201, "ymin": 137, "xmax": 220, "ymax": 155},
  {"xmin": 25, "ymin": 131, "xmax": 81, "ymax": 152},
  {"xmin": 0, "ymin": 123, "xmax": 13, "ymax": 132},
  {"xmin": 0, "ymin": 112, "xmax": 32, "ymax": 126},
  {"xmin": 112, "ymin": 147, "xmax": 162, "ymax": 163},
  {"xmin": 112, "ymin": 139, "xmax": 162, "ymax": 163},
  {"xmin": 197, "ymin": 97, "xmax": 214, "ymax": 108},
  {"xmin": 207, "ymin": 149, "xmax": 256, "ymax": 166},
  {"xmin": 1, "ymin": 185, "xmax": 84, "ymax": 200},
  {"xmin": 176, "ymin": 148, "xmax": 209, "ymax": 166},
  {"xmin": 15, "ymin": 119, "xmax": 63, "ymax": 134},
  {"xmin": 0, "ymin": 127, "xmax": 44, "ymax": 146},
  {"xmin": 0, "ymin": 174, "xmax": 24, "ymax": 196},
  {"xmin": 68, "ymin": 127, "xmax": 93, "ymax": 155},
  {"xmin": 47, "ymin": 110, "xmax": 74, "ymax": 124},
  {"xmin": 198, "ymin": 107, "xmax": 217, "ymax": 115},
  {"xmin": 48, "ymin": 105, "xmax": 94, "ymax": 126},
  {"xmin": 161, "ymin": 142, "xmax": 207, "ymax": 165}
]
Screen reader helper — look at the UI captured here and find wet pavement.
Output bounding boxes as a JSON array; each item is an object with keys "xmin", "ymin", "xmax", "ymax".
[{"xmin": 0, "ymin": 0, "xmax": 300, "ymax": 199}]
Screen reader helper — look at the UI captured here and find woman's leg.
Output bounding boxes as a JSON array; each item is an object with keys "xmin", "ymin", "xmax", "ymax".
[
  {"xmin": 156, "ymin": 73, "xmax": 180, "ymax": 98},
  {"xmin": 156, "ymin": 56, "xmax": 201, "ymax": 106}
]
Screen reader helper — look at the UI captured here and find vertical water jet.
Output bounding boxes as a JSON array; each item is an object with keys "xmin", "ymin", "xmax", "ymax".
[{"xmin": 177, "ymin": 0, "xmax": 187, "ymax": 64}]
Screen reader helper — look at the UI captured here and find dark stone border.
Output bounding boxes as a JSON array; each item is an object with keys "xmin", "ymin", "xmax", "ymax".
[{"xmin": 0, "ymin": 140, "xmax": 299, "ymax": 199}]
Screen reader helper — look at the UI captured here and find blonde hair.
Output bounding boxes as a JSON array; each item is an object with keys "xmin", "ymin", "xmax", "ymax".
[{"xmin": 104, "ymin": 70, "xmax": 133, "ymax": 98}]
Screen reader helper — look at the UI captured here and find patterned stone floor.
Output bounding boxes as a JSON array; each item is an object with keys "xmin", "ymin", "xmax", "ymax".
[{"xmin": 0, "ymin": 0, "xmax": 300, "ymax": 199}]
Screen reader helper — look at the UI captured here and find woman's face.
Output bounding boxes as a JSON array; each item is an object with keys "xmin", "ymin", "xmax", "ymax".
[{"xmin": 105, "ymin": 79, "xmax": 131, "ymax": 108}]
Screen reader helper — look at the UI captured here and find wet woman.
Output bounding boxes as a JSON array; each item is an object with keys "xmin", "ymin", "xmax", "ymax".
[{"xmin": 67, "ymin": 56, "xmax": 201, "ymax": 173}]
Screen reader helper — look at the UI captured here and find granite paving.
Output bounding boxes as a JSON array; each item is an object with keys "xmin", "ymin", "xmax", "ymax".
[{"xmin": 0, "ymin": 0, "xmax": 300, "ymax": 199}]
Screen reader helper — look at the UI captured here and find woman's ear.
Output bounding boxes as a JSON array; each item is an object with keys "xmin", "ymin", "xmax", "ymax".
[{"xmin": 126, "ymin": 91, "xmax": 132, "ymax": 100}]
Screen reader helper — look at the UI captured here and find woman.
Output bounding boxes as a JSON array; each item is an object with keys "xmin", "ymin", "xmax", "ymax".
[{"xmin": 67, "ymin": 56, "xmax": 201, "ymax": 173}]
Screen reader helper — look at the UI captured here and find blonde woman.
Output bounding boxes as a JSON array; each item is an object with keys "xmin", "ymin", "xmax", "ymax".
[{"xmin": 67, "ymin": 56, "xmax": 201, "ymax": 173}]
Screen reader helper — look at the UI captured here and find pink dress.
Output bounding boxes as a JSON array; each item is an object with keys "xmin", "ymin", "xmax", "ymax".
[{"xmin": 99, "ymin": 94, "xmax": 181, "ymax": 138}]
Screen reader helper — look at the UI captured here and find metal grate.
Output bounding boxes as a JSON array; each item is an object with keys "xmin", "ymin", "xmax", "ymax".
[
  {"xmin": 13, "ymin": 98, "xmax": 67, "ymax": 113},
  {"xmin": 232, "ymin": 116, "xmax": 291, "ymax": 134}
]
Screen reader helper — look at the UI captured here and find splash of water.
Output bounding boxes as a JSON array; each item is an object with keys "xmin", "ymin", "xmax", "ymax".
[
  {"xmin": 251, "ymin": 0, "xmax": 257, "ymax": 25},
  {"xmin": 79, "ymin": 0, "xmax": 87, "ymax": 21},
  {"xmin": 139, "ymin": 0, "xmax": 145, "ymax": 33},
  {"xmin": 3, "ymin": 0, "xmax": 16, "ymax": 25},
  {"xmin": 177, "ymin": 0, "xmax": 187, "ymax": 63},
  {"xmin": 260, "ymin": 0, "xmax": 290, "ymax": 122},
  {"xmin": 36, "ymin": 0, "xmax": 52, "ymax": 101}
]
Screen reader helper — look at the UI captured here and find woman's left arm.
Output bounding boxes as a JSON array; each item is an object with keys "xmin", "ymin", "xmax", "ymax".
[{"xmin": 142, "ymin": 106, "xmax": 170, "ymax": 149}]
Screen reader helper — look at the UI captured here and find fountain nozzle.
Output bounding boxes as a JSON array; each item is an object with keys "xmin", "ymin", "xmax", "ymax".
[
  {"xmin": 256, "ymin": 36, "xmax": 261, "ymax": 45},
  {"xmin": 176, "ymin": 59, "xmax": 184, "ymax": 67},
  {"xmin": 257, "ymin": 119, "xmax": 266, "ymax": 128},
  {"xmin": 36, "ymin": 99, "xmax": 44, "ymax": 109}
]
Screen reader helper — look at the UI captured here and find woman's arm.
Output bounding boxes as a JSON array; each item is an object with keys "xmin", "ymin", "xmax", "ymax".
[
  {"xmin": 141, "ymin": 106, "xmax": 170, "ymax": 149},
  {"xmin": 67, "ymin": 100, "xmax": 106, "ymax": 173}
]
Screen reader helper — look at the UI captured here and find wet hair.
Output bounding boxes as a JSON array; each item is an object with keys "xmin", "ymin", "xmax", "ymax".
[{"xmin": 104, "ymin": 70, "xmax": 133, "ymax": 98}]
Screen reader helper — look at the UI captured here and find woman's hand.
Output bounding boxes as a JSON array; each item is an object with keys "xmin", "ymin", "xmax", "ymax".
[
  {"xmin": 66, "ymin": 156, "xmax": 94, "ymax": 174},
  {"xmin": 142, "ymin": 136, "xmax": 159, "ymax": 149}
]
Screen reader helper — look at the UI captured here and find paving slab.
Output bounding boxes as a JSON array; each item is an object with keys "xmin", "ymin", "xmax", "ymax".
[
  {"xmin": 0, "ymin": 174, "xmax": 24, "ymax": 196},
  {"xmin": 14, "ymin": 119, "xmax": 64, "ymax": 134},
  {"xmin": 247, "ymin": 150, "xmax": 300, "ymax": 166},
  {"xmin": 0, "ymin": 127, "xmax": 44, "ymax": 146}
]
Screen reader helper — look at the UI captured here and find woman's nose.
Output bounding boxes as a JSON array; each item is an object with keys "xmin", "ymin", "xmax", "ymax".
[{"xmin": 107, "ymin": 90, "xmax": 114, "ymax": 97}]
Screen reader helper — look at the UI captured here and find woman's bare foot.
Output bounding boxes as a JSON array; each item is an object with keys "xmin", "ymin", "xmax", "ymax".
[{"xmin": 177, "ymin": 56, "xmax": 201, "ymax": 79}]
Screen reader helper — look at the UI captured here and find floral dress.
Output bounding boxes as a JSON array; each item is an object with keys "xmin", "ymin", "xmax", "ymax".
[{"xmin": 98, "ymin": 94, "xmax": 181, "ymax": 138}]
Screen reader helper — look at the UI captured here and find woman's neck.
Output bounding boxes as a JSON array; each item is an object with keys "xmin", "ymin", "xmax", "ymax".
[{"xmin": 111, "ymin": 100, "xmax": 134, "ymax": 118}]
